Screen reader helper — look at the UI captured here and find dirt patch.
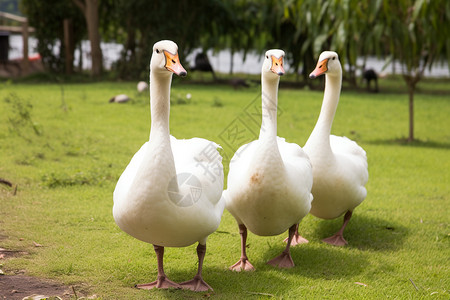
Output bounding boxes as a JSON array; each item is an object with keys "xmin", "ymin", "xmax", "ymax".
[
  {"xmin": 0, "ymin": 241, "xmax": 89, "ymax": 299},
  {"xmin": 0, "ymin": 248, "xmax": 28, "ymax": 260},
  {"xmin": 0, "ymin": 275, "xmax": 72, "ymax": 299}
]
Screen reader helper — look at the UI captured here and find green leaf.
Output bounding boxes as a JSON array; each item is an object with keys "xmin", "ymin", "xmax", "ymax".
[
  {"xmin": 412, "ymin": 0, "xmax": 425, "ymax": 21},
  {"xmin": 336, "ymin": 22, "xmax": 346, "ymax": 49},
  {"xmin": 314, "ymin": 33, "xmax": 328, "ymax": 56}
]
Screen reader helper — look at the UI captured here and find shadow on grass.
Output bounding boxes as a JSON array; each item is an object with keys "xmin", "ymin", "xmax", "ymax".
[
  {"xmin": 310, "ymin": 214, "xmax": 409, "ymax": 252},
  {"xmin": 367, "ymin": 138, "xmax": 450, "ymax": 149},
  {"xmin": 127, "ymin": 219, "xmax": 402, "ymax": 299},
  {"xmin": 126, "ymin": 215, "xmax": 409, "ymax": 298},
  {"xmin": 270, "ymin": 245, "xmax": 368, "ymax": 280},
  {"xmin": 136, "ymin": 266, "xmax": 295, "ymax": 298}
]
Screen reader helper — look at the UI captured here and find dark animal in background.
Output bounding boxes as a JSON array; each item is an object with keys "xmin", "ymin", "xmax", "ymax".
[
  {"xmin": 362, "ymin": 68, "xmax": 379, "ymax": 93},
  {"xmin": 190, "ymin": 52, "xmax": 217, "ymax": 81},
  {"xmin": 229, "ymin": 78, "xmax": 249, "ymax": 89}
]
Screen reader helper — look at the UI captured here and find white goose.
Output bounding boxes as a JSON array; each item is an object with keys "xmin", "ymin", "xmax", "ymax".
[
  {"xmin": 224, "ymin": 50, "xmax": 313, "ymax": 271},
  {"xmin": 297, "ymin": 51, "xmax": 368, "ymax": 246},
  {"xmin": 137, "ymin": 81, "xmax": 149, "ymax": 92},
  {"xmin": 113, "ymin": 40, "xmax": 225, "ymax": 291}
]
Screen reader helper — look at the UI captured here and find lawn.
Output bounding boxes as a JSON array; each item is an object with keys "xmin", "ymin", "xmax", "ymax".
[{"xmin": 0, "ymin": 76, "xmax": 449, "ymax": 299}]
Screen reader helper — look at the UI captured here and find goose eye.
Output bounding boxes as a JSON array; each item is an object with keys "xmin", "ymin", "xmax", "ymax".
[
  {"xmin": 156, "ymin": 49, "xmax": 160, "ymax": 54},
  {"xmin": 266, "ymin": 55, "xmax": 269, "ymax": 59},
  {"xmin": 332, "ymin": 57, "xmax": 335, "ymax": 60}
]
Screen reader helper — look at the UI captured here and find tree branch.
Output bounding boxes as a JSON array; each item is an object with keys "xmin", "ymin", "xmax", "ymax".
[{"xmin": 72, "ymin": 0, "xmax": 86, "ymax": 13}]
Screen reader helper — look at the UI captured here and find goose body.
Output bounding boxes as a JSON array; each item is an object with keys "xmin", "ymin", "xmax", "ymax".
[
  {"xmin": 113, "ymin": 136, "xmax": 224, "ymax": 247},
  {"xmin": 137, "ymin": 81, "xmax": 149, "ymax": 92},
  {"xmin": 113, "ymin": 40, "xmax": 224, "ymax": 291},
  {"xmin": 302, "ymin": 51, "xmax": 368, "ymax": 246},
  {"xmin": 305, "ymin": 135, "xmax": 367, "ymax": 219},
  {"xmin": 226, "ymin": 137, "xmax": 312, "ymax": 236},
  {"xmin": 224, "ymin": 50, "xmax": 313, "ymax": 271},
  {"xmin": 109, "ymin": 94, "xmax": 130, "ymax": 103}
]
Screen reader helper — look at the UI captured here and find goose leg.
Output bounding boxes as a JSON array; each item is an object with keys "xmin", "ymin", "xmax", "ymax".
[
  {"xmin": 283, "ymin": 223, "xmax": 309, "ymax": 246},
  {"xmin": 136, "ymin": 245, "xmax": 181, "ymax": 290},
  {"xmin": 322, "ymin": 210, "xmax": 353, "ymax": 246},
  {"xmin": 180, "ymin": 243, "xmax": 213, "ymax": 291},
  {"xmin": 267, "ymin": 224, "xmax": 296, "ymax": 268},
  {"xmin": 229, "ymin": 224, "xmax": 255, "ymax": 271}
]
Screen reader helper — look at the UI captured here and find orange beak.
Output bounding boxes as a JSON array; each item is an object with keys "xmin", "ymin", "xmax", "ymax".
[
  {"xmin": 271, "ymin": 55, "xmax": 285, "ymax": 75},
  {"xmin": 309, "ymin": 58, "xmax": 328, "ymax": 79},
  {"xmin": 164, "ymin": 51, "xmax": 187, "ymax": 76}
]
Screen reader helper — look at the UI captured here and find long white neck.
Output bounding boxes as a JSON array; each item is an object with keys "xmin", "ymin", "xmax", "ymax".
[
  {"xmin": 252, "ymin": 73, "xmax": 284, "ymax": 170},
  {"xmin": 146, "ymin": 70, "xmax": 177, "ymax": 182},
  {"xmin": 306, "ymin": 71, "xmax": 342, "ymax": 151},
  {"xmin": 149, "ymin": 71, "xmax": 172, "ymax": 142},
  {"xmin": 259, "ymin": 74, "xmax": 279, "ymax": 141},
  {"xmin": 126, "ymin": 70, "xmax": 177, "ymax": 201}
]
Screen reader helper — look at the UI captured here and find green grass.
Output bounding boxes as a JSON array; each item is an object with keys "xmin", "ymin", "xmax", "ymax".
[{"xmin": 0, "ymin": 77, "xmax": 449, "ymax": 299}]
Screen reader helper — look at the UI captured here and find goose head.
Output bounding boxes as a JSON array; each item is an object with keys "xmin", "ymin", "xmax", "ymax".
[
  {"xmin": 150, "ymin": 40, "xmax": 187, "ymax": 77},
  {"xmin": 262, "ymin": 49, "xmax": 285, "ymax": 79},
  {"xmin": 309, "ymin": 51, "xmax": 341, "ymax": 79}
]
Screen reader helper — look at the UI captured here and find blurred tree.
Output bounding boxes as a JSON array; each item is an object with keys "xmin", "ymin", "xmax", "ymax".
[
  {"xmin": 109, "ymin": 0, "xmax": 238, "ymax": 80},
  {"xmin": 72, "ymin": 0, "xmax": 103, "ymax": 77},
  {"xmin": 382, "ymin": 0, "xmax": 449, "ymax": 141},
  {"xmin": 258, "ymin": 0, "xmax": 339, "ymax": 85},
  {"xmin": 258, "ymin": 0, "xmax": 335, "ymax": 84},
  {"xmin": 21, "ymin": 0, "xmax": 449, "ymax": 99},
  {"xmin": 255, "ymin": 0, "xmax": 448, "ymax": 143},
  {"xmin": 21, "ymin": 0, "xmax": 85, "ymax": 73},
  {"xmin": 260, "ymin": 0, "xmax": 385, "ymax": 86},
  {"xmin": 205, "ymin": 0, "xmax": 263, "ymax": 75}
]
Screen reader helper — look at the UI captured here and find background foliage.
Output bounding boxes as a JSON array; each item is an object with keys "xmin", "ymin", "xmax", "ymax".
[
  {"xmin": 20, "ymin": 0, "xmax": 86, "ymax": 73},
  {"xmin": 15, "ymin": 0, "xmax": 448, "ymax": 81}
]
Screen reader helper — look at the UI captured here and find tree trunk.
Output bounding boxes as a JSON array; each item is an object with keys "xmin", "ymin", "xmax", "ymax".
[
  {"xmin": 21, "ymin": 20, "xmax": 30, "ymax": 74},
  {"xmin": 403, "ymin": 72, "xmax": 421, "ymax": 142},
  {"xmin": 63, "ymin": 19, "xmax": 74, "ymax": 75},
  {"xmin": 404, "ymin": 74, "xmax": 419, "ymax": 142},
  {"xmin": 229, "ymin": 50, "xmax": 234, "ymax": 75},
  {"xmin": 407, "ymin": 84, "xmax": 414, "ymax": 142},
  {"xmin": 346, "ymin": 51, "xmax": 357, "ymax": 88},
  {"xmin": 85, "ymin": 0, "xmax": 102, "ymax": 77},
  {"xmin": 78, "ymin": 43, "xmax": 83, "ymax": 71},
  {"xmin": 73, "ymin": 0, "xmax": 103, "ymax": 77}
]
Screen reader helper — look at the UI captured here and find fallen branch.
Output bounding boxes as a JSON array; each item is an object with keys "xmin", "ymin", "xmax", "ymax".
[
  {"xmin": 72, "ymin": 286, "xmax": 78, "ymax": 300},
  {"xmin": 0, "ymin": 178, "xmax": 17, "ymax": 195},
  {"xmin": 355, "ymin": 282, "xmax": 368, "ymax": 287},
  {"xmin": 246, "ymin": 291, "xmax": 275, "ymax": 297},
  {"xmin": 409, "ymin": 278, "xmax": 419, "ymax": 291},
  {"xmin": 0, "ymin": 178, "xmax": 13, "ymax": 187}
]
